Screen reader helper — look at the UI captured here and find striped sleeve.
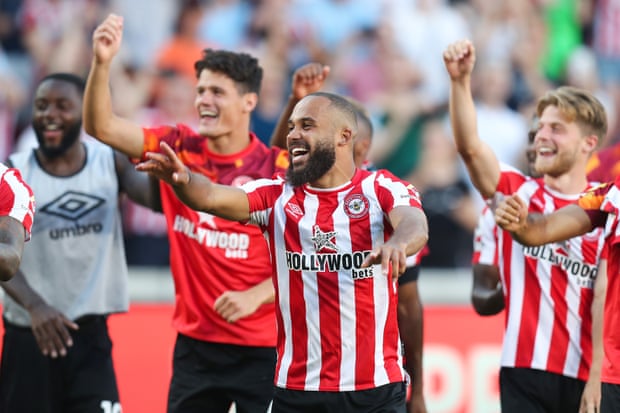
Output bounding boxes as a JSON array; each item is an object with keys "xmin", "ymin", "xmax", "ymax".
[
  {"xmin": 0, "ymin": 168, "xmax": 35, "ymax": 240},
  {"xmin": 375, "ymin": 170, "xmax": 422, "ymax": 212},
  {"xmin": 472, "ymin": 206, "xmax": 498, "ymax": 266},
  {"xmin": 243, "ymin": 177, "xmax": 285, "ymax": 228}
]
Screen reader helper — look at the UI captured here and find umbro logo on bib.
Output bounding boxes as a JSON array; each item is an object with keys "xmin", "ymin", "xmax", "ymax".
[{"xmin": 40, "ymin": 191, "xmax": 105, "ymax": 221}]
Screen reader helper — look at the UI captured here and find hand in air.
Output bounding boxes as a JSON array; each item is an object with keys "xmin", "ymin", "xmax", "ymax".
[
  {"xmin": 291, "ymin": 63, "xmax": 330, "ymax": 99},
  {"xmin": 136, "ymin": 142, "xmax": 191, "ymax": 186},
  {"xmin": 92, "ymin": 13, "xmax": 124, "ymax": 64},
  {"xmin": 443, "ymin": 39, "xmax": 476, "ymax": 80}
]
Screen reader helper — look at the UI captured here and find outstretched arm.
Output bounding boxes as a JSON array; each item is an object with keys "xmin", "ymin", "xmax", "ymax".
[
  {"xmin": 270, "ymin": 63, "xmax": 330, "ymax": 149},
  {"xmin": 83, "ymin": 14, "xmax": 145, "ymax": 158},
  {"xmin": 136, "ymin": 142, "xmax": 250, "ymax": 222},
  {"xmin": 495, "ymin": 195, "xmax": 595, "ymax": 246},
  {"xmin": 443, "ymin": 40, "xmax": 500, "ymax": 198}
]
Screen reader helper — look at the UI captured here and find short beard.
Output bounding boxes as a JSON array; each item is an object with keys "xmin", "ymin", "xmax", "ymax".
[
  {"xmin": 34, "ymin": 121, "xmax": 82, "ymax": 158},
  {"xmin": 286, "ymin": 141, "xmax": 336, "ymax": 187},
  {"xmin": 533, "ymin": 150, "xmax": 576, "ymax": 178}
]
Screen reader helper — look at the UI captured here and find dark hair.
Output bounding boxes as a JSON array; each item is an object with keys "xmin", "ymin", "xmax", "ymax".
[
  {"xmin": 307, "ymin": 91, "xmax": 358, "ymax": 129},
  {"xmin": 39, "ymin": 73, "xmax": 85, "ymax": 93},
  {"xmin": 194, "ymin": 49, "xmax": 263, "ymax": 95}
]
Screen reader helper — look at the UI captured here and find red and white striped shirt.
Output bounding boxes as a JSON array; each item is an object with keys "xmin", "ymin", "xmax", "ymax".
[
  {"xmin": 472, "ymin": 205, "xmax": 499, "ymax": 267},
  {"xmin": 496, "ymin": 165, "xmax": 605, "ymax": 381},
  {"xmin": 0, "ymin": 164, "xmax": 34, "ymax": 240},
  {"xmin": 244, "ymin": 168, "xmax": 423, "ymax": 391},
  {"xmin": 579, "ymin": 176, "xmax": 620, "ymax": 384}
]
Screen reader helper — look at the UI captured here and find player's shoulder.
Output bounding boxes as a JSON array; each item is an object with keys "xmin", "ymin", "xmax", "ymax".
[
  {"xmin": 578, "ymin": 181, "xmax": 613, "ymax": 211},
  {"xmin": 368, "ymin": 168, "xmax": 398, "ymax": 181}
]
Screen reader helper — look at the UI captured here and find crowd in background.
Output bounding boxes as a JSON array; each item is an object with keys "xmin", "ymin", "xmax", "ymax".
[{"xmin": 1, "ymin": 0, "xmax": 618, "ymax": 269}]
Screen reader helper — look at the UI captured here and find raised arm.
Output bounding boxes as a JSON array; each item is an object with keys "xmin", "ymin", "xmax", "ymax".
[
  {"xmin": 83, "ymin": 14, "xmax": 145, "ymax": 158},
  {"xmin": 443, "ymin": 40, "xmax": 500, "ymax": 198},
  {"xmin": 269, "ymin": 63, "xmax": 330, "ymax": 149},
  {"xmin": 136, "ymin": 142, "xmax": 250, "ymax": 222},
  {"xmin": 495, "ymin": 194, "xmax": 595, "ymax": 246}
]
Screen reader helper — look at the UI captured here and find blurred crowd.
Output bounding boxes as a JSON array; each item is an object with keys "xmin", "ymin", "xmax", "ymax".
[{"xmin": 1, "ymin": 0, "xmax": 618, "ymax": 269}]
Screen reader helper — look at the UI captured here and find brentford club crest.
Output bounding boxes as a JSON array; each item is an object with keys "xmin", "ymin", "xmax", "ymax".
[{"xmin": 343, "ymin": 193, "xmax": 369, "ymax": 219}]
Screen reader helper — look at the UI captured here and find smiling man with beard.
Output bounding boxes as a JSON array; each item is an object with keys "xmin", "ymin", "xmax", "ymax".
[
  {"xmin": 135, "ymin": 91, "xmax": 429, "ymax": 413},
  {"xmin": 286, "ymin": 135, "xmax": 336, "ymax": 187},
  {"xmin": 269, "ymin": 64, "xmax": 429, "ymax": 413},
  {"xmin": 31, "ymin": 81, "xmax": 84, "ymax": 158},
  {"xmin": 0, "ymin": 72, "xmax": 157, "ymax": 413}
]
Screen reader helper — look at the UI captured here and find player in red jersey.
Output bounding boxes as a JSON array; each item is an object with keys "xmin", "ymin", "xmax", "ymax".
[
  {"xmin": 85, "ymin": 14, "xmax": 288, "ymax": 413},
  {"xmin": 444, "ymin": 39, "xmax": 608, "ymax": 413},
  {"xmin": 0, "ymin": 164, "xmax": 34, "ymax": 281},
  {"xmin": 494, "ymin": 180, "xmax": 620, "ymax": 413},
  {"xmin": 587, "ymin": 140, "xmax": 620, "ymax": 183},
  {"xmin": 136, "ymin": 91, "xmax": 428, "ymax": 413},
  {"xmin": 270, "ymin": 62, "xmax": 428, "ymax": 413}
]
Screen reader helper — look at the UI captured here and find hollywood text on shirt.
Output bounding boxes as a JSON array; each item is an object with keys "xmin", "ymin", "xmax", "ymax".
[{"xmin": 286, "ymin": 225, "xmax": 374, "ymax": 280}]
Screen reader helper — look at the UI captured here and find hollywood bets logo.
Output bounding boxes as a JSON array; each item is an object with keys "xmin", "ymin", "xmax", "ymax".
[{"xmin": 285, "ymin": 225, "xmax": 373, "ymax": 279}]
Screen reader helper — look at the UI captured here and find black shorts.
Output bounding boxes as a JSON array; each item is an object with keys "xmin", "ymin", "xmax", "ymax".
[
  {"xmin": 601, "ymin": 382, "xmax": 620, "ymax": 413},
  {"xmin": 499, "ymin": 367, "xmax": 585, "ymax": 413},
  {"xmin": 272, "ymin": 382, "xmax": 407, "ymax": 413},
  {"xmin": 167, "ymin": 333, "xmax": 276, "ymax": 413},
  {"xmin": 398, "ymin": 265, "xmax": 419, "ymax": 286},
  {"xmin": 0, "ymin": 316, "xmax": 120, "ymax": 413}
]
